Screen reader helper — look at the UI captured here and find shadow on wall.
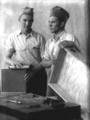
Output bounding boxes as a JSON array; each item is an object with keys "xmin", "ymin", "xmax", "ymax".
[{"xmin": 0, "ymin": 0, "xmax": 88, "ymax": 67}]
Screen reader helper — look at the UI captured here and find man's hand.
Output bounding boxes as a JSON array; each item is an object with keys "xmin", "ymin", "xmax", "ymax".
[
  {"xmin": 60, "ymin": 41, "xmax": 74, "ymax": 48},
  {"xmin": 6, "ymin": 60, "xmax": 23, "ymax": 69},
  {"xmin": 9, "ymin": 62, "xmax": 23, "ymax": 69}
]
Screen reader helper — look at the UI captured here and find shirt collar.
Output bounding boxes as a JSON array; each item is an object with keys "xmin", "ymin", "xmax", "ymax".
[
  {"xmin": 51, "ymin": 30, "xmax": 65, "ymax": 42},
  {"xmin": 17, "ymin": 29, "xmax": 34, "ymax": 37}
]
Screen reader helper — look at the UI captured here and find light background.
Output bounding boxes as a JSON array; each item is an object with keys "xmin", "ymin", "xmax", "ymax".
[{"xmin": 0, "ymin": 0, "xmax": 88, "ymax": 65}]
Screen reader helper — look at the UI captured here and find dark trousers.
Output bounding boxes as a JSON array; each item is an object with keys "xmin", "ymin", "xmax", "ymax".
[{"xmin": 26, "ymin": 66, "xmax": 47, "ymax": 96}]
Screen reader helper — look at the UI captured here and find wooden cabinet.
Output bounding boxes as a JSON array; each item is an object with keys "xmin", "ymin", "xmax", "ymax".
[{"xmin": 0, "ymin": 69, "xmax": 26, "ymax": 92}]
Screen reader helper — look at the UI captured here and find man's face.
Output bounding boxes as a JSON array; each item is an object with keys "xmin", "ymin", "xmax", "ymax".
[
  {"xmin": 48, "ymin": 16, "xmax": 61, "ymax": 34},
  {"xmin": 19, "ymin": 14, "xmax": 33, "ymax": 34}
]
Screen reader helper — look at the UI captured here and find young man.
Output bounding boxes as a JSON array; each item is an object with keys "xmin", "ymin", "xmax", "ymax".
[
  {"xmin": 4, "ymin": 7, "xmax": 47, "ymax": 96},
  {"xmin": 41, "ymin": 6, "xmax": 80, "ymax": 68}
]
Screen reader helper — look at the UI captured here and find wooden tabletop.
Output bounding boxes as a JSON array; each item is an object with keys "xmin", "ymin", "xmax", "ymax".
[{"xmin": 0, "ymin": 92, "xmax": 81, "ymax": 120}]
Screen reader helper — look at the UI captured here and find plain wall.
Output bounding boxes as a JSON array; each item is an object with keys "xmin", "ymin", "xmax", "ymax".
[{"xmin": 0, "ymin": 0, "xmax": 88, "ymax": 62}]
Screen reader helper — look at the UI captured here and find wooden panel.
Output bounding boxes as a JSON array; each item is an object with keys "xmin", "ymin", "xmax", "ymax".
[
  {"xmin": 0, "ymin": 92, "xmax": 81, "ymax": 120},
  {"xmin": 0, "ymin": 69, "xmax": 26, "ymax": 92},
  {"xmin": 49, "ymin": 48, "xmax": 89, "ymax": 110}
]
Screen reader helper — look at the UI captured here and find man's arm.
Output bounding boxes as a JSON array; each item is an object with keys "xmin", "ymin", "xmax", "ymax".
[
  {"xmin": 60, "ymin": 35, "xmax": 80, "ymax": 52},
  {"xmin": 40, "ymin": 37, "xmax": 55, "ymax": 68},
  {"xmin": 39, "ymin": 35, "xmax": 46, "ymax": 59},
  {"xmin": 4, "ymin": 34, "xmax": 15, "ymax": 67},
  {"xmin": 5, "ymin": 47, "xmax": 23, "ymax": 68},
  {"xmin": 5, "ymin": 48, "xmax": 15, "ymax": 66}
]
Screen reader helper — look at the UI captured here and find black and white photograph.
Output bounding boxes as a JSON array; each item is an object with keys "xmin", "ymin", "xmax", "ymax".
[{"xmin": 0, "ymin": 0, "xmax": 89, "ymax": 120}]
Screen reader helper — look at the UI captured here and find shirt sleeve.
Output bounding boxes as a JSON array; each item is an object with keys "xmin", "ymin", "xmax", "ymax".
[
  {"xmin": 38, "ymin": 35, "xmax": 46, "ymax": 59},
  {"xmin": 60, "ymin": 33, "xmax": 80, "ymax": 49},
  {"xmin": 42, "ymin": 39, "xmax": 51, "ymax": 60}
]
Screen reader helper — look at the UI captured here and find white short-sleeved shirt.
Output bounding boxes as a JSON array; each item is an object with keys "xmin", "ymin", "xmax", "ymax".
[
  {"xmin": 5, "ymin": 30, "xmax": 45, "ymax": 65},
  {"xmin": 43, "ymin": 31, "xmax": 79, "ymax": 60}
]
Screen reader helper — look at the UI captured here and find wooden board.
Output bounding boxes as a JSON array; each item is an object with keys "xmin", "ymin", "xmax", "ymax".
[
  {"xmin": 48, "ymin": 48, "xmax": 89, "ymax": 110},
  {"xmin": 0, "ymin": 92, "xmax": 81, "ymax": 120},
  {"xmin": 0, "ymin": 69, "xmax": 26, "ymax": 92}
]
